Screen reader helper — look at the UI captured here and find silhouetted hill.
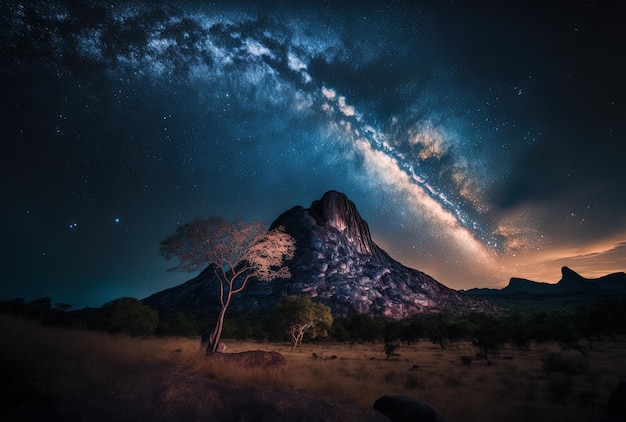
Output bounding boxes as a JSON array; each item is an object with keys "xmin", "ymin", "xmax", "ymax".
[
  {"xmin": 465, "ymin": 266, "xmax": 626, "ymax": 300},
  {"xmin": 144, "ymin": 191, "xmax": 496, "ymax": 319}
]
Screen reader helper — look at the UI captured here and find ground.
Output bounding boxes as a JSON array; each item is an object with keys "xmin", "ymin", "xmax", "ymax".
[{"xmin": 2, "ymin": 316, "xmax": 625, "ymax": 421}]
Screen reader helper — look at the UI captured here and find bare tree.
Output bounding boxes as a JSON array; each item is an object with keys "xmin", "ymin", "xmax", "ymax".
[{"xmin": 159, "ymin": 217, "xmax": 296, "ymax": 353}]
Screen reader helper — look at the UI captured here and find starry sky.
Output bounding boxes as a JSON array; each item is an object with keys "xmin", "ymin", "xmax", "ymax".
[{"xmin": 2, "ymin": 0, "xmax": 625, "ymax": 309}]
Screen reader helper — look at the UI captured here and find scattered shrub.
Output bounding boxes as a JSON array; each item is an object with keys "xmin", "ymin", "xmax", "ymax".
[{"xmin": 384, "ymin": 342, "xmax": 399, "ymax": 359}]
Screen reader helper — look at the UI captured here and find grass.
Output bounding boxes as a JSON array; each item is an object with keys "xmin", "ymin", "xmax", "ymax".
[{"xmin": 2, "ymin": 314, "xmax": 625, "ymax": 421}]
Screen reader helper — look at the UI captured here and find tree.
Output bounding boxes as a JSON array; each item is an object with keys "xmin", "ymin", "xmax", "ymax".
[
  {"xmin": 469, "ymin": 314, "xmax": 507, "ymax": 364},
  {"xmin": 347, "ymin": 314, "xmax": 384, "ymax": 342},
  {"xmin": 425, "ymin": 313, "xmax": 467, "ymax": 349},
  {"xmin": 100, "ymin": 297, "xmax": 159, "ymax": 336},
  {"xmin": 159, "ymin": 217, "xmax": 295, "ymax": 353},
  {"xmin": 273, "ymin": 295, "xmax": 333, "ymax": 349}
]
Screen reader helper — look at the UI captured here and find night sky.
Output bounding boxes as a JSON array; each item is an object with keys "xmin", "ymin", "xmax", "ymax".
[{"xmin": 2, "ymin": 0, "xmax": 625, "ymax": 309}]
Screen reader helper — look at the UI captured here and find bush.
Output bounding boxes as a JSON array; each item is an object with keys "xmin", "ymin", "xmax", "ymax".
[
  {"xmin": 383, "ymin": 342, "xmax": 399, "ymax": 359},
  {"xmin": 330, "ymin": 322, "xmax": 350, "ymax": 342},
  {"xmin": 346, "ymin": 314, "xmax": 384, "ymax": 342},
  {"xmin": 100, "ymin": 297, "xmax": 158, "ymax": 336},
  {"xmin": 157, "ymin": 311, "xmax": 199, "ymax": 337}
]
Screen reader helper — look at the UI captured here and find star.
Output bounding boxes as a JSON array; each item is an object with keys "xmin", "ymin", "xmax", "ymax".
[{"xmin": 1, "ymin": 0, "xmax": 624, "ymax": 308}]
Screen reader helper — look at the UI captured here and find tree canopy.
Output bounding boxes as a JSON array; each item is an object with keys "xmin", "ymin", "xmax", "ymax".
[
  {"xmin": 100, "ymin": 297, "xmax": 158, "ymax": 336},
  {"xmin": 159, "ymin": 217, "xmax": 296, "ymax": 352},
  {"xmin": 273, "ymin": 295, "xmax": 333, "ymax": 349}
]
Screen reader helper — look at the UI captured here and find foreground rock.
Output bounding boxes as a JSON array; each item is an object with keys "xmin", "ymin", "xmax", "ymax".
[
  {"xmin": 606, "ymin": 380, "xmax": 626, "ymax": 420},
  {"xmin": 145, "ymin": 191, "xmax": 496, "ymax": 319},
  {"xmin": 373, "ymin": 395, "xmax": 444, "ymax": 422}
]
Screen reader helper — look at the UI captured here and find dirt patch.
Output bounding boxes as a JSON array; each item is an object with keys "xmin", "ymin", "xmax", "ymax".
[{"xmin": 2, "ymin": 361, "xmax": 389, "ymax": 421}]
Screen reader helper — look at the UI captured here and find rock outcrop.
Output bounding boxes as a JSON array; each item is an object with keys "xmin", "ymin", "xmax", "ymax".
[{"xmin": 144, "ymin": 191, "xmax": 496, "ymax": 319}]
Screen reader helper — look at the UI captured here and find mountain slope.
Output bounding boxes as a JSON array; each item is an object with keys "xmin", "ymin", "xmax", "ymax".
[{"xmin": 144, "ymin": 191, "xmax": 496, "ymax": 319}]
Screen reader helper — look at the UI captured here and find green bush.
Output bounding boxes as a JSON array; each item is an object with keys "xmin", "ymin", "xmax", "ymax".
[
  {"xmin": 157, "ymin": 311, "xmax": 199, "ymax": 337},
  {"xmin": 100, "ymin": 297, "xmax": 158, "ymax": 336}
]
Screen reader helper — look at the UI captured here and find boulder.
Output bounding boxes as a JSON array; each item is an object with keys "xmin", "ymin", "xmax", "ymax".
[
  {"xmin": 373, "ymin": 395, "xmax": 444, "ymax": 422},
  {"xmin": 607, "ymin": 380, "xmax": 626, "ymax": 419}
]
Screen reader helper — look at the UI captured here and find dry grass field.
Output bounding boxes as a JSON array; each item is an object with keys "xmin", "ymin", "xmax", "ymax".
[
  {"xmin": 1, "ymin": 314, "xmax": 625, "ymax": 421},
  {"xmin": 221, "ymin": 339, "xmax": 626, "ymax": 421}
]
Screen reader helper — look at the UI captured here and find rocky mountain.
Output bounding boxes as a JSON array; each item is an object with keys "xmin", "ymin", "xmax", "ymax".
[
  {"xmin": 144, "ymin": 191, "xmax": 497, "ymax": 319},
  {"xmin": 465, "ymin": 266, "xmax": 626, "ymax": 298}
]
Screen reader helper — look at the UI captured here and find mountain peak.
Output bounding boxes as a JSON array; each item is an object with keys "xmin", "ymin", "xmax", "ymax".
[
  {"xmin": 310, "ymin": 190, "xmax": 354, "ymax": 230},
  {"xmin": 146, "ymin": 191, "xmax": 497, "ymax": 319},
  {"xmin": 309, "ymin": 191, "xmax": 377, "ymax": 257},
  {"xmin": 561, "ymin": 266, "xmax": 581, "ymax": 279},
  {"xmin": 271, "ymin": 190, "xmax": 385, "ymax": 262},
  {"xmin": 558, "ymin": 266, "xmax": 586, "ymax": 287}
]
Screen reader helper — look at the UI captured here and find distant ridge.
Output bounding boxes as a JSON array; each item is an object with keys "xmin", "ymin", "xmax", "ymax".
[
  {"xmin": 144, "ymin": 191, "xmax": 497, "ymax": 319},
  {"xmin": 465, "ymin": 266, "xmax": 626, "ymax": 298}
]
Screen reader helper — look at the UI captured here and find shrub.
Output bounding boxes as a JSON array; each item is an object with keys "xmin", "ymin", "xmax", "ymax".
[
  {"xmin": 157, "ymin": 311, "xmax": 199, "ymax": 337},
  {"xmin": 384, "ymin": 342, "xmax": 399, "ymax": 359},
  {"xmin": 100, "ymin": 297, "xmax": 158, "ymax": 336}
]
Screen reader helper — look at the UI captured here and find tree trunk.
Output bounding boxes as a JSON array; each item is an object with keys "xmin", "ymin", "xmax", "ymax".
[
  {"xmin": 290, "ymin": 327, "xmax": 299, "ymax": 350},
  {"xmin": 290, "ymin": 323, "xmax": 313, "ymax": 350},
  {"xmin": 295, "ymin": 326, "xmax": 305, "ymax": 349},
  {"xmin": 209, "ymin": 293, "xmax": 232, "ymax": 353}
]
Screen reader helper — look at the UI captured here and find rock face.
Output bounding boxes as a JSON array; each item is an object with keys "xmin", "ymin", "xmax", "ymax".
[{"xmin": 144, "ymin": 191, "xmax": 496, "ymax": 319}]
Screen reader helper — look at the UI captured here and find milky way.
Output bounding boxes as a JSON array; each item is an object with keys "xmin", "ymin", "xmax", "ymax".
[{"xmin": 2, "ymin": 0, "xmax": 625, "ymax": 307}]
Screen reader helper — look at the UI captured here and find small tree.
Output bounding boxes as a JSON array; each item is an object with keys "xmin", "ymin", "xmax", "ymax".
[
  {"xmin": 384, "ymin": 342, "xmax": 400, "ymax": 359},
  {"xmin": 274, "ymin": 295, "xmax": 333, "ymax": 349},
  {"xmin": 159, "ymin": 217, "xmax": 295, "ymax": 353}
]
